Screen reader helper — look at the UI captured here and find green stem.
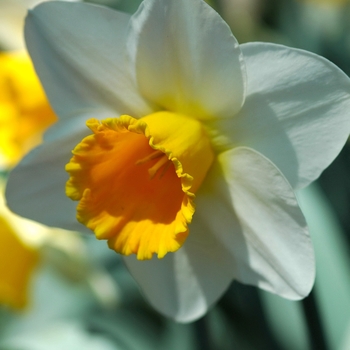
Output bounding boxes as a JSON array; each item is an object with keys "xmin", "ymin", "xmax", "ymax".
[
  {"xmin": 302, "ymin": 290, "xmax": 329, "ymax": 350},
  {"xmin": 194, "ymin": 316, "xmax": 212, "ymax": 350}
]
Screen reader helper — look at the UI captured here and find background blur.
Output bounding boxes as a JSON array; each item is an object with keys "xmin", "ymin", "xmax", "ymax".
[{"xmin": 1, "ymin": 0, "xmax": 350, "ymax": 349}]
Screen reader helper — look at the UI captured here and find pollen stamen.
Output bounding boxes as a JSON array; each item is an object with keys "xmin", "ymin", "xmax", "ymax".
[
  {"xmin": 136, "ymin": 149, "xmax": 171, "ymax": 179},
  {"xmin": 160, "ymin": 160, "xmax": 172, "ymax": 178},
  {"xmin": 148, "ymin": 154, "xmax": 169, "ymax": 179},
  {"xmin": 135, "ymin": 150, "xmax": 164, "ymax": 165}
]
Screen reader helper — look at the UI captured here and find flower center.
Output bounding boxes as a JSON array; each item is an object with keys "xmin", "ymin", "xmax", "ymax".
[{"xmin": 65, "ymin": 112, "xmax": 214, "ymax": 260}]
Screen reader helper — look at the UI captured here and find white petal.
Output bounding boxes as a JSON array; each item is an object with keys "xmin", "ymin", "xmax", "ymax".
[
  {"xmin": 208, "ymin": 43, "xmax": 350, "ymax": 189},
  {"xmin": 127, "ymin": 0, "xmax": 246, "ymax": 119},
  {"xmin": 25, "ymin": 2, "xmax": 152, "ymax": 119},
  {"xmin": 6, "ymin": 116, "xmax": 91, "ymax": 232},
  {"xmin": 195, "ymin": 147, "xmax": 315, "ymax": 299},
  {"xmin": 124, "ymin": 221, "xmax": 234, "ymax": 322}
]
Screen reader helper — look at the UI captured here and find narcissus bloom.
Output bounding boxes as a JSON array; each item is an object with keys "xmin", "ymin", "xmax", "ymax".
[
  {"xmin": 0, "ymin": 51, "xmax": 56, "ymax": 169},
  {"xmin": 0, "ymin": 215, "xmax": 38, "ymax": 309},
  {"xmin": 0, "ymin": 183, "xmax": 40, "ymax": 309},
  {"xmin": 6, "ymin": 0, "xmax": 350, "ymax": 321}
]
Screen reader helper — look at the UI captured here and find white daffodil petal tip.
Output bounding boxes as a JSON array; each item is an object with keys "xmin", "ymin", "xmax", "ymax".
[
  {"xmin": 128, "ymin": 0, "xmax": 246, "ymax": 119},
  {"xmin": 210, "ymin": 42, "xmax": 350, "ymax": 190},
  {"xmin": 25, "ymin": 1, "xmax": 151, "ymax": 118},
  {"xmin": 194, "ymin": 147, "xmax": 315, "ymax": 300}
]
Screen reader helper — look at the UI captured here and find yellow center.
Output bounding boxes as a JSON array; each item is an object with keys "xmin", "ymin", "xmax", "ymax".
[{"xmin": 65, "ymin": 111, "xmax": 214, "ymax": 260}]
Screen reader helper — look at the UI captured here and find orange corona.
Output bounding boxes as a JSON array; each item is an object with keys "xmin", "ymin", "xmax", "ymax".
[{"xmin": 66, "ymin": 112, "xmax": 214, "ymax": 260}]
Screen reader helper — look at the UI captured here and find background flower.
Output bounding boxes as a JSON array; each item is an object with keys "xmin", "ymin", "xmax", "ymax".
[{"xmin": 0, "ymin": 51, "xmax": 56, "ymax": 169}]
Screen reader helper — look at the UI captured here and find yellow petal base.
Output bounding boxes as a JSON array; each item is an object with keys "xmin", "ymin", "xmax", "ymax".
[{"xmin": 66, "ymin": 112, "xmax": 214, "ymax": 260}]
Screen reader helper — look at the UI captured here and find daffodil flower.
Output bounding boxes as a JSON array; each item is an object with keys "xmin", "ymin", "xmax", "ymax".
[
  {"xmin": 6, "ymin": 0, "xmax": 350, "ymax": 321},
  {"xmin": 0, "ymin": 215, "xmax": 38, "ymax": 309},
  {"xmin": 0, "ymin": 182, "xmax": 40, "ymax": 309},
  {"xmin": 0, "ymin": 51, "xmax": 56, "ymax": 169}
]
